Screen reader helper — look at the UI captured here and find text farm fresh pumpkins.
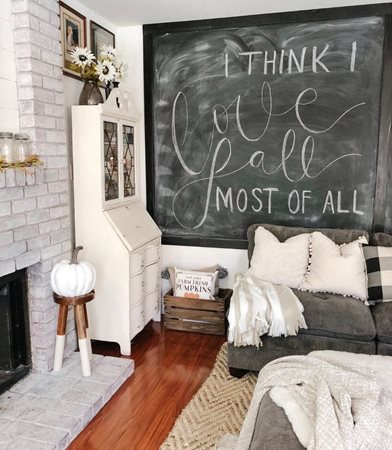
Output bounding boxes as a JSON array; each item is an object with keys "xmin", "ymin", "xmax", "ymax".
[{"xmin": 50, "ymin": 246, "xmax": 96, "ymax": 297}]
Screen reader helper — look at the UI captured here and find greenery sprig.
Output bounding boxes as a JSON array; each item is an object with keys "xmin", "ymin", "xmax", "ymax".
[{"xmin": 0, "ymin": 154, "xmax": 43, "ymax": 171}]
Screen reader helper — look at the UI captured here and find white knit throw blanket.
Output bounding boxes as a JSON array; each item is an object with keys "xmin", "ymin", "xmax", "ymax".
[
  {"xmin": 227, "ymin": 273, "xmax": 307, "ymax": 347},
  {"xmin": 224, "ymin": 352, "xmax": 392, "ymax": 450}
]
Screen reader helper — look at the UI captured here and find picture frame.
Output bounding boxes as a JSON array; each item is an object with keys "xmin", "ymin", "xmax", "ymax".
[
  {"xmin": 90, "ymin": 20, "xmax": 115, "ymax": 57},
  {"xmin": 59, "ymin": 2, "xmax": 86, "ymax": 79}
]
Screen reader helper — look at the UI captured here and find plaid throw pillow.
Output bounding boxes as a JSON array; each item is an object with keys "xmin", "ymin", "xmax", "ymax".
[{"xmin": 363, "ymin": 246, "xmax": 392, "ymax": 302}]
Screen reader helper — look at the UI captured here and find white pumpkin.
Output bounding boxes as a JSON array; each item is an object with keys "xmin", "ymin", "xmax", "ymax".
[{"xmin": 50, "ymin": 246, "xmax": 96, "ymax": 297}]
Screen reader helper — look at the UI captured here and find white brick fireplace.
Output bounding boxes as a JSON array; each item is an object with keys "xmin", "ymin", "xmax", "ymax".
[
  {"xmin": 0, "ymin": 0, "xmax": 75, "ymax": 372},
  {"xmin": 0, "ymin": 1, "xmax": 137, "ymax": 446}
]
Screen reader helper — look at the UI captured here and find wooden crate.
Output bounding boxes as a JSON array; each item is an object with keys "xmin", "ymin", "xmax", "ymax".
[{"xmin": 163, "ymin": 288, "xmax": 232, "ymax": 335}]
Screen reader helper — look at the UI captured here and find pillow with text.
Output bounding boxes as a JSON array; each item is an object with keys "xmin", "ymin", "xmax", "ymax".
[{"xmin": 174, "ymin": 268, "xmax": 218, "ymax": 300}]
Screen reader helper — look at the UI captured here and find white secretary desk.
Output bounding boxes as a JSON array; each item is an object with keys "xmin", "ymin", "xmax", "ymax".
[{"xmin": 72, "ymin": 90, "xmax": 162, "ymax": 356}]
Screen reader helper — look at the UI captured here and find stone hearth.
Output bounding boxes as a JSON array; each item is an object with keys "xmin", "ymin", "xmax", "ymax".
[{"xmin": 0, "ymin": 353, "xmax": 134, "ymax": 449}]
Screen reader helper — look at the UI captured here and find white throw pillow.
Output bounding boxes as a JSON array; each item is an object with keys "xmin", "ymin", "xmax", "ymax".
[
  {"xmin": 300, "ymin": 232, "xmax": 368, "ymax": 300},
  {"xmin": 249, "ymin": 227, "xmax": 311, "ymax": 289}
]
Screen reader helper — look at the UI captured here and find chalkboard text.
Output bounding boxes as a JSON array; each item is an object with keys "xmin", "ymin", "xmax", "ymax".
[
  {"xmin": 171, "ymin": 81, "xmax": 364, "ymax": 229},
  {"xmin": 215, "ymin": 187, "xmax": 364, "ymax": 216},
  {"xmin": 224, "ymin": 41, "xmax": 358, "ymax": 76}
]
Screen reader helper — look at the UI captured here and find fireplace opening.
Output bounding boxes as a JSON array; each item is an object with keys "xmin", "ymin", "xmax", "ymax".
[{"xmin": 0, "ymin": 269, "xmax": 31, "ymax": 395}]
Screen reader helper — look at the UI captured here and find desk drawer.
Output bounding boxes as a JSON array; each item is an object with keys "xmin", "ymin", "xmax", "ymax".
[
  {"xmin": 130, "ymin": 301, "xmax": 145, "ymax": 339},
  {"xmin": 144, "ymin": 240, "xmax": 160, "ymax": 265},
  {"xmin": 130, "ymin": 250, "xmax": 144, "ymax": 276},
  {"xmin": 145, "ymin": 263, "xmax": 159, "ymax": 293},
  {"xmin": 145, "ymin": 290, "xmax": 160, "ymax": 323},
  {"xmin": 130, "ymin": 273, "xmax": 144, "ymax": 306}
]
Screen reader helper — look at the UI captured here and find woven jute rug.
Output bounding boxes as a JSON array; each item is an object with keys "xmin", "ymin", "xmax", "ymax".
[{"xmin": 160, "ymin": 343, "xmax": 257, "ymax": 450}]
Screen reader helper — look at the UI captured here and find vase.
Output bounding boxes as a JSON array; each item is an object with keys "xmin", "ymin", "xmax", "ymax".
[
  {"xmin": 112, "ymin": 81, "xmax": 120, "ymax": 108},
  {"xmin": 79, "ymin": 80, "xmax": 104, "ymax": 105},
  {"xmin": 104, "ymin": 81, "xmax": 120, "ymax": 100},
  {"xmin": 105, "ymin": 81, "xmax": 112, "ymax": 100}
]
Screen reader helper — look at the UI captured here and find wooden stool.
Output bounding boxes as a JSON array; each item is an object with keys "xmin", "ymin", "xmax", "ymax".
[{"xmin": 53, "ymin": 291, "xmax": 95, "ymax": 377}]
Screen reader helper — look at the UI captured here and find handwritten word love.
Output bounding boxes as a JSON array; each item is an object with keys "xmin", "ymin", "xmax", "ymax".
[{"xmin": 171, "ymin": 82, "xmax": 364, "ymax": 229}]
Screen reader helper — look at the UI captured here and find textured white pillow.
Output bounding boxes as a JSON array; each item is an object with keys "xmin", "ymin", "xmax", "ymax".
[
  {"xmin": 300, "ymin": 232, "xmax": 368, "ymax": 300},
  {"xmin": 249, "ymin": 227, "xmax": 311, "ymax": 289}
]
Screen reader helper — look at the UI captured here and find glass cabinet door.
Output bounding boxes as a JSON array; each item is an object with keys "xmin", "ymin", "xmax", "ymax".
[
  {"xmin": 122, "ymin": 124, "xmax": 136, "ymax": 198},
  {"xmin": 103, "ymin": 121, "xmax": 119, "ymax": 202}
]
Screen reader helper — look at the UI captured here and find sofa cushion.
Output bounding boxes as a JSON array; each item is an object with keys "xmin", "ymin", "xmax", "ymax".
[
  {"xmin": 377, "ymin": 341, "xmax": 392, "ymax": 355},
  {"xmin": 228, "ymin": 337, "xmax": 376, "ymax": 373},
  {"xmin": 371, "ymin": 303, "xmax": 392, "ymax": 344},
  {"xmin": 249, "ymin": 393, "xmax": 304, "ymax": 450},
  {"xmin": 370, "ymin": 232, "xmax": 392, "ymax": 247},
  {"xmin": 294, "ymin": 289, "xmax": 376, "ymax": 341}
]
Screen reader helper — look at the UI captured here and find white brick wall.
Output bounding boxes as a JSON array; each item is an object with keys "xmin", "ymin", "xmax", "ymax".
[
  {"xmin": 0, "ymin": 0, "xmax": 19, "ymax": 132},
  {"xmin": 0, "ymin": 0, "xmax": 77, "ymax": 372}
]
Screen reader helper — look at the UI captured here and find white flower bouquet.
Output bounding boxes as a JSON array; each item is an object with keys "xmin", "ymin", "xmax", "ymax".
[{"xmin": 70, "ymin": 45, "xmax": 126, "ymax": 86}]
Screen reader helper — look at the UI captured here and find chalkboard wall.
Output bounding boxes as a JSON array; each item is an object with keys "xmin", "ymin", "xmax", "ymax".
[{"xmin": 144, "ymin": 5, "xmax": 392, "ymax": 248}]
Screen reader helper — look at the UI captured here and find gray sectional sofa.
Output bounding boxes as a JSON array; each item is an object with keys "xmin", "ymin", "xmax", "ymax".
[
  {"xmin": 228, "ymin": 224, "xmax": 392, "ymax": 449},
  {"xmin": 228, "ymin": 224, "xmax": 392, "ymax": 377}
]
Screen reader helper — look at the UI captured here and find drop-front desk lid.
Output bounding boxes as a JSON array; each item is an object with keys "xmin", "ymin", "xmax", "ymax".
[{"xmin": 104, "ymin": 201, "xmax": 161, "ymax": 252}]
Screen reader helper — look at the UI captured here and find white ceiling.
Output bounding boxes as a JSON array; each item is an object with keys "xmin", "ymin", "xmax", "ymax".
[{"xmin": 78, "ymin": 0, "xmax": 390, "ymax": 26}]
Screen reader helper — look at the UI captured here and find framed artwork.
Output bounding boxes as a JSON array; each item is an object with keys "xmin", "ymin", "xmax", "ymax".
[
  {"xmin": 59, "ymin": 1, "xmax": 86, "ymax": 79},
  {"xmin": 90, "ymin": 21, "xmax": 115, "ymax": 56}
]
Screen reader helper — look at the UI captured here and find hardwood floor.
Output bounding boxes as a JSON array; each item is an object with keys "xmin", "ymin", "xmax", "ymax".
[{"xmin": 69, "ymin": 321, "xmax": 226, "ymax": 450}]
